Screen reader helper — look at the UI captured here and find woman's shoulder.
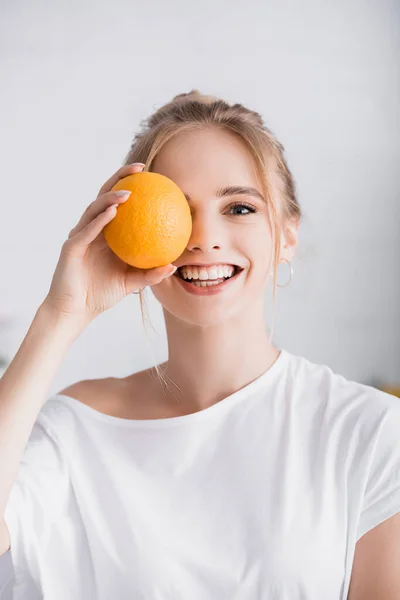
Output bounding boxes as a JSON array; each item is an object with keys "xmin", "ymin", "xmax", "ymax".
[
  {"xmin": 55, "ymin": 368, "xmax": 161, "ymax": 420},
  {"xmin": 58, "ymin": 376, "xmax": 121, "ymax": 409},
  {"xmin": 285, "ymin": 349, "xmax": 400, "ymax": 418},
  {"xmin": 57, "ymin": 373, "xmax": 138, "ymax": 413}
]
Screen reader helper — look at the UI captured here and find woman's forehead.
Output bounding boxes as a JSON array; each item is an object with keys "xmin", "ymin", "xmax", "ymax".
[{"xmin": 153, "ymin": 128, "xmax": 261, "ymax": 193}]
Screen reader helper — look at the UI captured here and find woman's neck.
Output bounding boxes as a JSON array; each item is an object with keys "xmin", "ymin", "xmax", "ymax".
[{"xmin": 160, "ymin": 305, "xmax": 280, "ymax": 413}]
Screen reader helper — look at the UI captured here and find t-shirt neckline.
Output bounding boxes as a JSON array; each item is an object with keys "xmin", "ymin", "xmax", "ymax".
[{"xmin": 56, "ymin": 348, "xmax": 290, "ymax": 429}]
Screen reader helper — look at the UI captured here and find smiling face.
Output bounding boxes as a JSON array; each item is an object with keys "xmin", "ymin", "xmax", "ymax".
[{"xmin": 150, "ymin": 125, "xmax": 280, "ymax": 327}]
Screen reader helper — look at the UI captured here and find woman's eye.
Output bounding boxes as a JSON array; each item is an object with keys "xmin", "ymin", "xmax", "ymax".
[{"xmin": 227, "ymin": 203, "xmax": 257, "ymax": 216}]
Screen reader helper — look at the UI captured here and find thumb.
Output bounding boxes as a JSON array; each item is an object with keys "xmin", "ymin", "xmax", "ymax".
[{"xmin": 125, "ymin": 264, "xmax": 177, "ymax": 294}]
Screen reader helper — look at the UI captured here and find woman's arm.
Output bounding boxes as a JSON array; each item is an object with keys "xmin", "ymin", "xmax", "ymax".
[{"xmin": 0, "ymin": 301, "xmax": 86, "ymax": 554}]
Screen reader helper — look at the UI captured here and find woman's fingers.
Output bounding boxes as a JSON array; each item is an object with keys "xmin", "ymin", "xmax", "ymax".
[
  {"xmin": 64, "ymin": 203, "xmax": 119, "ymax": 257},
  {"xmin": 68, "ymin": 190, "xmax": 130, "ymax": 238},
  {"xmin": 97, "ymin": 162, "xmax": 145, "ymax": 197},
  {"xmin": 68, "ymin": 162, "xmax": 145, "ymax": 239}
]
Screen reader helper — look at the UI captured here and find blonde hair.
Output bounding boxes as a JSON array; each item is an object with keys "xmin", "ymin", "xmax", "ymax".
[{"xmin": 122, "ymin": 90, "xmax": 302, "ymax": 398}]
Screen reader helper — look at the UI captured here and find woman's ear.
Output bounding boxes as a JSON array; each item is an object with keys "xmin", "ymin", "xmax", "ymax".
[{"xmin": 279, "ymin": 217, "xmax": 300, "ymax": 263}]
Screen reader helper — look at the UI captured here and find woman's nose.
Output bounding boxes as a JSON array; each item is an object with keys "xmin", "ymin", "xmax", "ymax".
[{"xmin": 186, "ymin": 213, "xmax": 222, "ymax": 253}]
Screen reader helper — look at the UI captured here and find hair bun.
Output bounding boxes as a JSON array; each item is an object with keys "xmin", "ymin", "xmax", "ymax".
[{"xmin": 172, "ymin": 90, "xmax": 218, "ymax": 105}]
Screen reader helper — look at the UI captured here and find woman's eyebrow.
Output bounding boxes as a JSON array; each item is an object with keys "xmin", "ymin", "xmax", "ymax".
[{"xmin": 184, "ymin": 186, "xmax": 265, "ymax": 203}]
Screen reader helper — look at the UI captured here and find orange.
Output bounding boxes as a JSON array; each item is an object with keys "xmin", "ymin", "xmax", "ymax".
[{"xmin": 103, "ymin": 172, "xmax": 192, "ymax": 269}]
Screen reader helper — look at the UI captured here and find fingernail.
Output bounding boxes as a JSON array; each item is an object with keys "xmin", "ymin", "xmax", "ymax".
[
  {"xmin": 129, "ymin": 162, "xmax": 145, "ymax": 169},
  {"xmin": 115, "ymin": 190, "xmax": 131, "ymax": 197}
]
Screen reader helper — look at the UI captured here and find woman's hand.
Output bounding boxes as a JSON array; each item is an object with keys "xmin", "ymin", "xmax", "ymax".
[{"xmin": 43, "ymin": 163, "xmax": 177, "ymax": 324}]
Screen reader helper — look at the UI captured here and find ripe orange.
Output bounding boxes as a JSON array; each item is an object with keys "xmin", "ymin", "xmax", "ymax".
[{"xmin": 103, "ymin": 171, "xmax": 192, "ymax": 269}]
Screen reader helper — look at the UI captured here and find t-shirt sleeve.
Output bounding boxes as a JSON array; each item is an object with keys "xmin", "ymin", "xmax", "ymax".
[
  {"xmin": 3, "ymin": 411, "xmax": 71, "ymax": 590},
  {"xmin": 356, "ymin": 399, "xmax": 400, "ymax": 541}
]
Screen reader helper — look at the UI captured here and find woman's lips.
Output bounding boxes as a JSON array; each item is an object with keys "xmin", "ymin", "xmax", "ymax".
[{"xmin": 173, "ymin": 268, "xmax": 244, "ymax": 296}]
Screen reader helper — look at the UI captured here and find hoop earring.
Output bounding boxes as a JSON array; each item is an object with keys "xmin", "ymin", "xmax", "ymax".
[
  {"xmin": 132, "ymin": 287, "xmax": 147, "ymax": 295},
  {"xmin": 277, "ymin": 258, "xmax": 293, "ymax": 288}
]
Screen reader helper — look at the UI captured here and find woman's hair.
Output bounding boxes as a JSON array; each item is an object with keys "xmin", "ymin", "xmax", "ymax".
[{"xmin": 122, "ymin": 90, "xmax": 302, "ymax": 398}]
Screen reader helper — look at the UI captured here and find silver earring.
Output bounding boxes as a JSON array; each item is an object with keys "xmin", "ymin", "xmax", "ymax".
[
  {"xmin": 277, "ymin": 258, "xmax": 293, "ymax": 288},
  {"xmin": 132, "ymin": 287, "xmax": 147, "ymax": 294}
]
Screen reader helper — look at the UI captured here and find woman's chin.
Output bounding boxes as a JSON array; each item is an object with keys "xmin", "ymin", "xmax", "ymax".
[{"xmin": 160, "ymin": 299, "xmax": 244, "ymax": 328}]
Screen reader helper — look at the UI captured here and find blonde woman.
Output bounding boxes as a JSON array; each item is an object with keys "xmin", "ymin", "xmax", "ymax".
[{"xmin": 1, "ymin": 91, "xmax": 399, "ymax": 600}]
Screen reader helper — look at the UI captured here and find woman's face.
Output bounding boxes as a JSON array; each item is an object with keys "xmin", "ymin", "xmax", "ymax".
[{"xmin": 150, "ymin": 126, "xmax": 276, "ymax": 327}]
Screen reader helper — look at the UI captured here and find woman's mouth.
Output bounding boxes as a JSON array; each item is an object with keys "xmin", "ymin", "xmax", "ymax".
[{"xmin": 173, "ymin": 265, "xmax": 244, "ymax": 296}]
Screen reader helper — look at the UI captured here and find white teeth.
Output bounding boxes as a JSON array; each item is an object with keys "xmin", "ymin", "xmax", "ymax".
[
  {"xmin": 193, "ymin": 280, "xmax": 223, "ymax": 287},
  {"xmin": 180, "ymin": 265, "xmax": 235, "ymax": 281}
]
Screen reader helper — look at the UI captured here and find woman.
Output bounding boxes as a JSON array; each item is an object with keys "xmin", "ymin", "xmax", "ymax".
[{"xmin": 1, "ymin": 91, "xmax": 399, "ymax": 600}]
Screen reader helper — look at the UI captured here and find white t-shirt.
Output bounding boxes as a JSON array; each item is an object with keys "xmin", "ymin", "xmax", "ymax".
[{"xmin": 4, "ymin": 348, "xmax": 400, "ymax": 600}]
